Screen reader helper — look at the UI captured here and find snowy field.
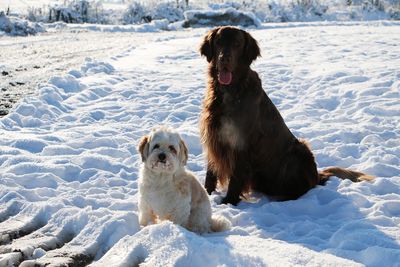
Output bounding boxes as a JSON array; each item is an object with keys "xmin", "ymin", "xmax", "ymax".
[
  {"xmin": 1, "ymin": 21, "xmax": 400, "ymax": 266},
  {"xmin": 0, "ymin": 28, "xmax": 183, "ymax": 116}
]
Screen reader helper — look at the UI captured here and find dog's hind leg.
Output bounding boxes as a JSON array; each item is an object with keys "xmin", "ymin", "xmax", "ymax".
[
  {"xmin": 161, "ymin": 197, "xmax": 191, "ymax": 229},
  {"xmin": 274, "ymin": 140, "xmax": 320, "ymax": 200}
]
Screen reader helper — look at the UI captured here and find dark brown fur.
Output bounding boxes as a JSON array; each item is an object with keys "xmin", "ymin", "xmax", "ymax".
[{"xmin": 199, "ymin": 26, "xmax": 373, "ymax": 205}]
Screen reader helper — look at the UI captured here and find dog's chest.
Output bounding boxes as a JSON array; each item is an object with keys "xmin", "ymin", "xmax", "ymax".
[
  {"xmin": 214, "ymin": 92, "xmax": 244, "ymax": 149},
  {"xmin": 142, "ymin": 177, "xmax": 189, "ymax": 215},
  {"xmin": 218, "ymin": 117, "xmax": 242, "ymax": 149},
  {"xmin": 145, "ymin": 181, "xmax": 176, "ymax": 201}
]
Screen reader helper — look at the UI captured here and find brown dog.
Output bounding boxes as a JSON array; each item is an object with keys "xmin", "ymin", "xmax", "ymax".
[{"xmin": 199, "ymin": 26, "xmax": 373, "ymax": 205}]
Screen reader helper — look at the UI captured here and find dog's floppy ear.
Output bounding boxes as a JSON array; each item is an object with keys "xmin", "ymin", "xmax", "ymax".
[
  {"xmin": 200, "ymin": 27, "xmax": 219, "ymax": 62},
  {"xmin": 242, "ymin": 30, "xmax": 261, "ymax": 65},
  {"xmin": 179, "ymin": 139, "xmax": 188, "ymax": 166},
  {"xmin": 138, "ymin": 136, "xmax": 149, "ymax": 162}
]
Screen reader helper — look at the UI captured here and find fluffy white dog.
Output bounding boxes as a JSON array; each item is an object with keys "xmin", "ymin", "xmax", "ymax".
[{"xmin": 137, "ymin": 127, "xmax": 230, "ymax": 234}]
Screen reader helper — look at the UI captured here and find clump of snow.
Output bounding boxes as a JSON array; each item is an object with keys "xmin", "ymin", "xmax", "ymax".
[
  {"xmin": 0, "ymin": 12, "xmax": 45, "ymax": 36},
  {"xmin": 80, "ymin": 58, "xmax": 115, "ymax": 75},
  {"xmin": 183, "ymin": 7, "xmax": 261, "ymax": 28}
]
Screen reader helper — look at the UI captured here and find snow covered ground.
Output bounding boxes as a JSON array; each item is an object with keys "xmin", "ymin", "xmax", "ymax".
[
  {"xmin": 0, "ymin": 28, "xmax": 184, "ymax": 117},
  {"xmin": 1, "ymin": 21, "xmax": 400, "ymax": 266}
]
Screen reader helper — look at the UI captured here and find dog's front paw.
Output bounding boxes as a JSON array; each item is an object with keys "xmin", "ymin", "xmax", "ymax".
[{"xmin": 221, "ymin": 196, "xmax": 240, "ymax": 206}]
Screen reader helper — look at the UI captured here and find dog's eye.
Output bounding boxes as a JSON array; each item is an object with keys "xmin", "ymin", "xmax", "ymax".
[
  {"xmin": 153, "ymin": 144, "xmax": 160, "ymax": 150},
  {"xmin": 169, "ymin": 145, "xmax": 177, "ymax": 153}
]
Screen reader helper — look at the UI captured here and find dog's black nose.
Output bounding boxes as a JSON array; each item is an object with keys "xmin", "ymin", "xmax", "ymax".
[{"xmin": 158, "ymin": 153, "xmax": 166, "ymax": 162}]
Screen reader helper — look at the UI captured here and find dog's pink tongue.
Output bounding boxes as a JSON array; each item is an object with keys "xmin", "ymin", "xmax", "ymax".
[{"xmin": 218, "ymin": 70, "xmax": 232, "ymax": 85}]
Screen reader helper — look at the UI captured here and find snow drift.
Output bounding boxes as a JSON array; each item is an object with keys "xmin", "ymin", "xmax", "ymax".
[{"xmin": 0, "ymin": 12, "xmax": 45, "ymax": 36}]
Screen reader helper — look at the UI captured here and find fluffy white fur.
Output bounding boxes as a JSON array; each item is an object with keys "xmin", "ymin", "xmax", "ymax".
[{"xmin": 137, "ymin": 127, "xmax": 230, "ymax": 234}]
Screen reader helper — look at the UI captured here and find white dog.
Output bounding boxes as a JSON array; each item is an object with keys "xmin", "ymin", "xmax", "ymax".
[{"xmin": 137, "ymin": 127, "xmax": 230, "ymax": 234}]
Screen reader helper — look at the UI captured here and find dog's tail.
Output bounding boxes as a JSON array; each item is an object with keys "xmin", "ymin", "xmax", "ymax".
[
  {"xmin": 210, "ymin": 215, "xmax": 231, "ymax": 232},
  {"xmin": 319, "ymin": 167, "xmax": 375, "ymax": 185}
]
